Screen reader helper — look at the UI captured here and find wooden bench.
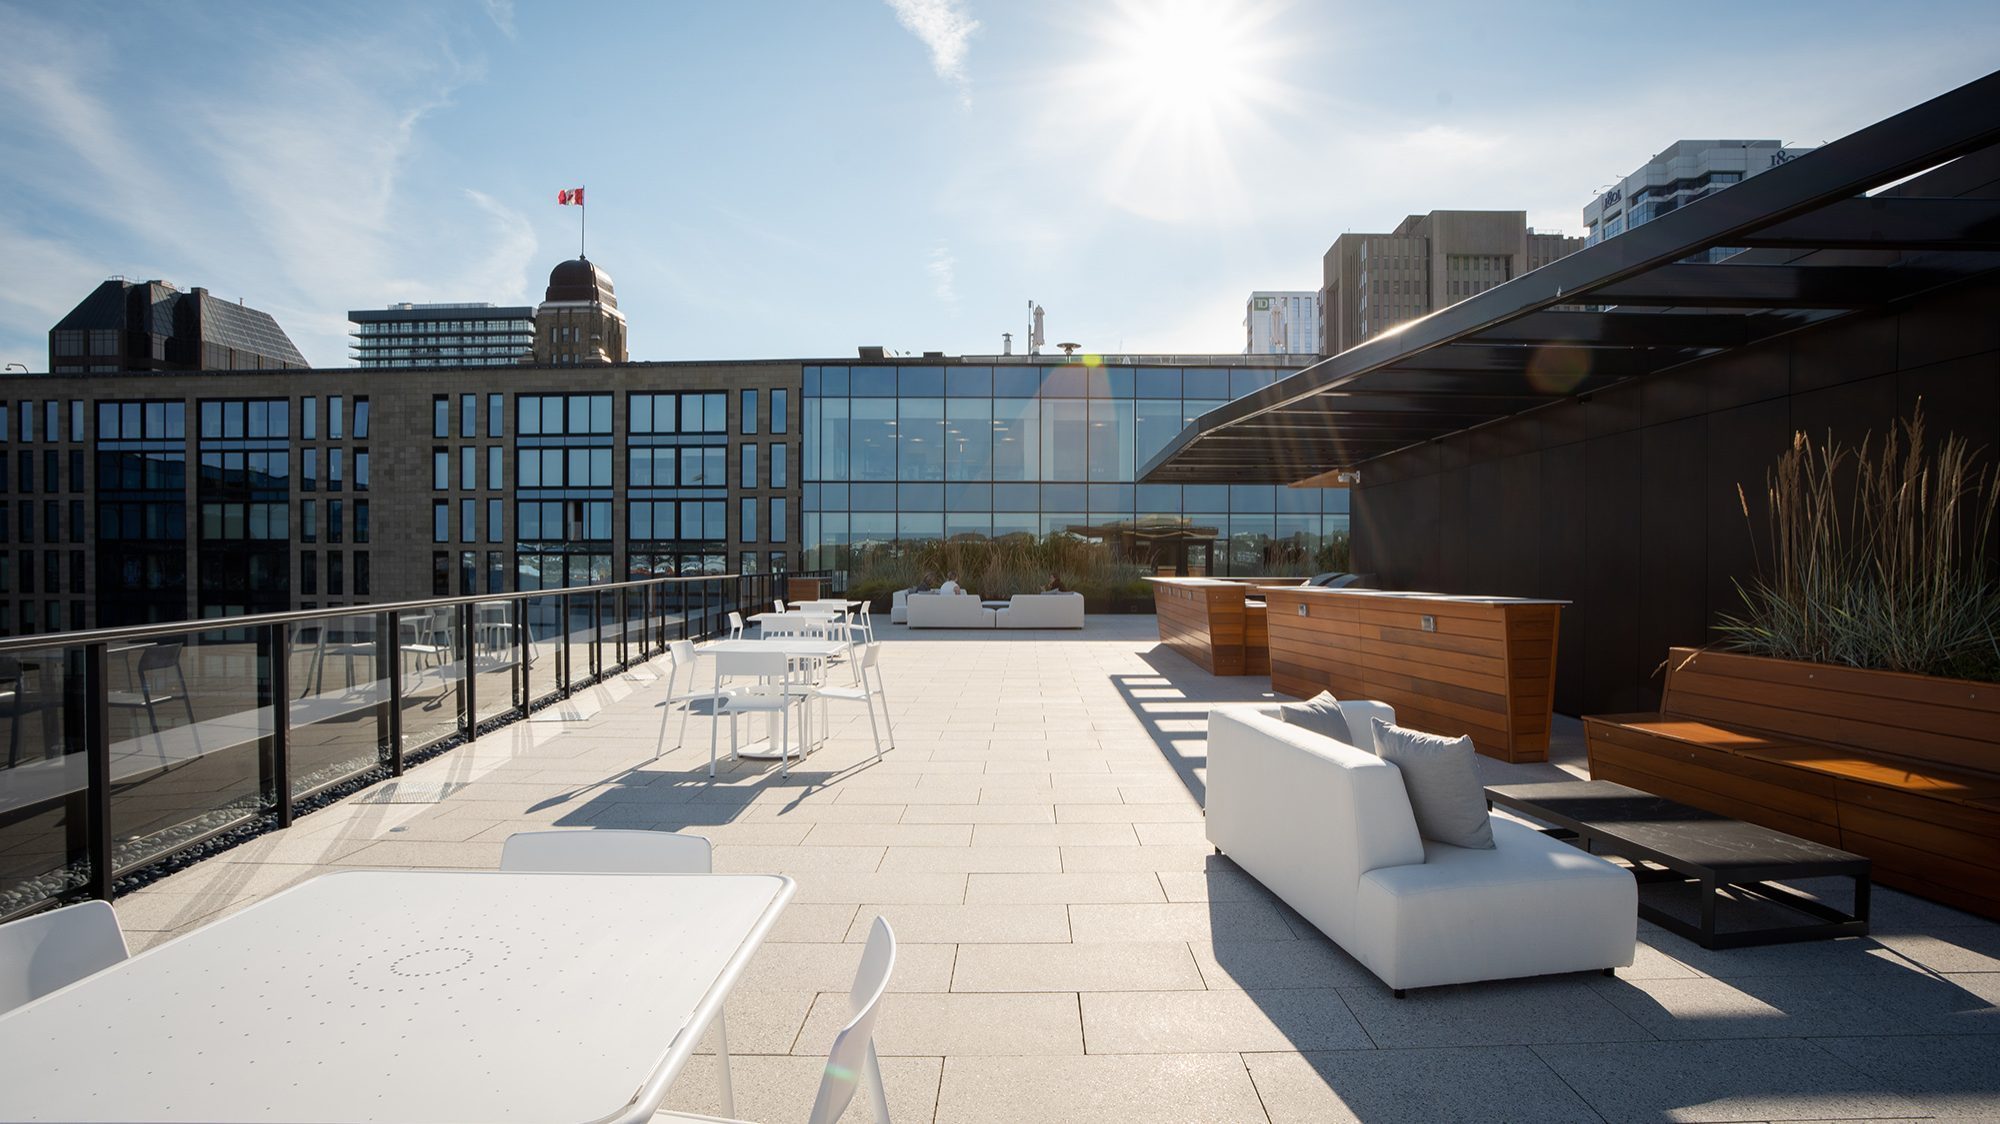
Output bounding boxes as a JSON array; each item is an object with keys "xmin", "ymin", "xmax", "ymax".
[{"xmin": 1585, "ymin": 646, "xmax": 2000, "ymax": 921}]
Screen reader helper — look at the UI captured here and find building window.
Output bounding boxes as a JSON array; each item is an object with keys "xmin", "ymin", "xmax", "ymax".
[
  {"xmin": 302, "ymin": 447, "xmax": 317, "ymax": 492},
  {"xmin": 461, "ymin": 393, "xmax": 477, "ymax": 438},
  {"xmin": 433, "ymin": 501, "xmax": 449, "ymax": 542},
  {"xmin": 772, "ymin": 389, "xmax": 788, "ymax": 434},
  {"xmin": 354, "ymin": 500, "xmax": 370, "ymax": 543},
  {"xmin": 328, "ymin": 551, "xmax": 344, "ymax": 596},
  {"xmin": 433, "ymin": 552, "xmax": 449, "ymax": 596},
  {"xmin": 461, "ymin": 498, "xmax": 477, "ymax": 542},
  {"xmin": 433, "ymin": 395, "xmax": 450, "ymax": 438},
  {"xmin": 770, "ymin": 443, "xmax": 787, "ymax": 489},
  {"xmin": 740, "ymin": 551, "xmax": 759, "ymax": 574},
  {"xmin": 301, "ymin": 550, "xmax": 317, "ymax": 595},
  {"xmin": 354, "ymin": 449, "xmax": 369, "ymax": 491},
  {"xmin": 301, "ymin": 499, "xmax": 317, "ymax": 542},
  {"xmin": 488, "ymin": 446, "xmax": 503, "ymax": 489},
  {"xmin": 355, "ymin": 550, "xmax": 370, "ymax": 596},
  {"xmin": 488, "ymin": 394, "xmax": 505, "ymax": 437},
  {"xmin": 741, "ymin": 498, "xmax": 757, "ymax": 543},
  {"xmin": 487, "ymin": 498, "xmax": 503, "ymax": 543},
  {"xmin": 353, "ymin": 397, "xmax": 369, "ymax": 439},
  {"xmin": 302, "ymin": 397, "xmax": 318, "ymax": 440},
  {"xmin": 329, "ymin": 396, "xmax": 344, "ymax": 440},
  {"xmin": 461, "ymin": 446, "xmax": 478, "ymax": 490},
  {"xmin": 328, "ymin": 448, "xmax": 344, "ymax": 491},
  {"xmin": 741, "ymin": 444, "xmax": 757, "ymax": 488},
  {"xmin": 770, "ymin": 497, "xmax": 786, "ymax": 543},
  {"xmin": 741, "ymin": 389, "xmax": 758, "ymax": 435},
  {"xmin": 328, "ymin": 499, "xmax": 344, "ymax": 544},
  {"xmin": 433, "ymin": 449, "xmax": 449, "ymax": 490}
]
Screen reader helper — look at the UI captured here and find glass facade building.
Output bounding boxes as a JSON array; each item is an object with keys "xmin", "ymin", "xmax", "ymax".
[{"xmin": 800, "ymin": 360, "xmax": 1345, "ymax": 576}]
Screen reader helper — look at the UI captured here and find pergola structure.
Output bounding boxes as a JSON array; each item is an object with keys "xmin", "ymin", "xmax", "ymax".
[{"xmin": 1141, "ymin": 70, "xmax": 2000, "ymax": 485}]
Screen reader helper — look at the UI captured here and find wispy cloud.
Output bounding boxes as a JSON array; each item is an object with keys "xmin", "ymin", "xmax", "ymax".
[
  {"xmin": 480, "ymin": 0, "xmax": 517, "ymax": 39},
  {"xmin": 884, "ymin": 0, "xmax": 979, "ymax": 102},
  {"xmin": 926, "ymin": 243, "xmax": 959, "ymax": 311}
]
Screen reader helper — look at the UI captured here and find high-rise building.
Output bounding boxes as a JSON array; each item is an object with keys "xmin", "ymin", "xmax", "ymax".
[
  {"xmin": 1243, "ymin": 292, "xmax": 1319, "ymax": 355},
  {"xmin": 533, "ymin": 257, "xmax": 628, "ymax": 366},
  {"xmin": 48, "ymin": 279, "xmax": 308, "ymax": 375},
  {"xmin": 349, "ymin": 303, "xmax": 534, "ymax": 368},
  {"xmin": 1316, "ymin": 211, "xmax": 1584, "ymax": 355},
  {"xmin": 1584, "ymin": 140, "xmax": 1816, "ymax": 259}
]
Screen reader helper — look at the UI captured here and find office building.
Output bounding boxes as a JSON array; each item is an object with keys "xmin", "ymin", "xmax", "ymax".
[
  {"xmin": 1584, "ymin": 140, "xmax": 1815, "ymax": 260},
  {"xmin": 533, "ymin": 257, "xmax": 628, "ymax": 365},
  {"xmin": 48, "ymin": 279, "xmax": 308, "ymax": 375},
  {"xmin": 3, "ymin": 299, "xmax": 1330, "ymax": 631},
  {"xmin": 1243, "ymin": 292, "xmax": 1318, "ymax": 355},
  {"xmin": 1317, "ymin": 211, "xmax": 1584, "ymax": 354},
  {"xmin": 349, "ymin": 303, "xmax": 534, "ymax": 368}
]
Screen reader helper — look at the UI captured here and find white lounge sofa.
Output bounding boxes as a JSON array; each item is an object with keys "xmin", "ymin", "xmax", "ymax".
[
  {"xmin": 1204, "ymin": 704, "xmax": 1635, "ymax": 995},
  {"xmin": 994, "ymin": 592, "xmax": 1084, "ymax": 629},
  {"xmin": 904, "ymin": 592, "xmax": 995, "ymax": 628},
  {"xmin": 890, "ymin": 589, "xmax": 912, "ymax": 624}
]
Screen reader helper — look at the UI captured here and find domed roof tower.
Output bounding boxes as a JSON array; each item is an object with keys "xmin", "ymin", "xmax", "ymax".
[{"xmin": 532, "ymin": 255, "xmax": 627, "ymax": 365}]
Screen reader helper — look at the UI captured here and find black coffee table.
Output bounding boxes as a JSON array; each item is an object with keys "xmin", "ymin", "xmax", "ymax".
[{"xmin": 1485, "ymin": 780, "xmax": 1871, "ymax": 949}]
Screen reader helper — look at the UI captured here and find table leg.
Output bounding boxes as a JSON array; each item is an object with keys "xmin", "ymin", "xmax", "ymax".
[
  {"xmin": 1700, "ymin": 874, "xmax": 1719, "ymax": 948},
  {"xmin": 714, "ymin": 1010, "xmax": 737, "ymax": 1118}
]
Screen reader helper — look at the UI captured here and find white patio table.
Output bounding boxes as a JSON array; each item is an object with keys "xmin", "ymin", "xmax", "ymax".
[
  {"xmin": 702, "ymin": 637, "xmax": 846, "ymax": 760},
  {"xmin": 0, "ymin": 868, "xmax": 795, "ymax": 1124}
]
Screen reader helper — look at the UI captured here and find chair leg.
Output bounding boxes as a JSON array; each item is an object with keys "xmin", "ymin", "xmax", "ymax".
[
  {"xmin": 865, "ymin": 1040, "xmax": 890, "ymax": 1124},
  {"xmin": 876, "ymin": 679, "xmax": 896, "ymax": 749},
  {"xmin": 714, "ymin": 1011, "xmax": 737, "ymax": 1118},
  {"xmin": 710, "ymin": 703, "xmax": 722, "ymax": 779},
  {"xmin": 863, "ymin": 692, "xmax": 884, "ymax": 759}
]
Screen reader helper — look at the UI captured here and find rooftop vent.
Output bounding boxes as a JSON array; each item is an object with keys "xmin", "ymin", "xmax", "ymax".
[{"xmin": 857, "ymin": 346, "xmax": 887, "ymax": 360}]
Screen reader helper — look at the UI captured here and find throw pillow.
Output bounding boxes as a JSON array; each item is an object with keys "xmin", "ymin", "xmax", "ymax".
[
  {"xmin": 1278, "ymin": 691, "xmax": 1355, "ymax": 748},
  {"xmin": 1368, "ymin": 718, "xmax": 1496, "ymax": 850}
]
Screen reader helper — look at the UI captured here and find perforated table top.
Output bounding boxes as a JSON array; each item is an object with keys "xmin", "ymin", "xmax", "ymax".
[{"xmin": 0, "ymin": 870, "xmax": 793, "ymax": 1124}]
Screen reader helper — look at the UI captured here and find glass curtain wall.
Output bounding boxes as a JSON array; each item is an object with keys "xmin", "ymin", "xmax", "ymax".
[{"xmin": 801, "ymin": 363, "xmax": 1344, "ymax": 575}]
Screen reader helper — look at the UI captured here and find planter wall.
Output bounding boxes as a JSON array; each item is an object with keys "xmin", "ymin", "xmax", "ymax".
[{"xmin": 1586, "ymin": 646, "xmax": 2000, "ymax": 920}]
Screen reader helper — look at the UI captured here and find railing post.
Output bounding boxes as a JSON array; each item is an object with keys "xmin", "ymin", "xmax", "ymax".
[
  {"xmin": 460, "ymin": 604, "xmax": 476, "ymax": 738},
  {"xmin": 382, "ymin": 610, "xmax": 404, "ymax": 776},
  {"xmin": 592, "ymin": 592, "xmax": 605, "ymax": 679},
  {"xmin": 514, "ymin": 597, "xmax": 529, "ymax": 718},
  {"xmin": 558, "ymin": 593, "xmax": 571, "ymax": 694},
  {"xmin": 269, "ymin": 624, "xmax": 293, "ymax": 828},
  {"xmin": 616, "ymin": 589, "xmax": 628, "ymax": 670},
  {"xmin": 84, "ymin": 641, "xmax": 113, "ymax": 901}
]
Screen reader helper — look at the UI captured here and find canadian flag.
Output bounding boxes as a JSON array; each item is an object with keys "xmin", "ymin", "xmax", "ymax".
[{"xmin": 557, "ymin": 187, "xmax": 585, "ymax": 206}]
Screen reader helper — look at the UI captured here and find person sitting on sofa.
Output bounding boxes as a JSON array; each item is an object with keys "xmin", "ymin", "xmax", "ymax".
[
  {"xmin": 1042, "ymin": 572, "xmax": 1065, "ymax": 593},
  {"xmin": 939, "ymin": 571, "xmax": 965, "ymax": 596}
]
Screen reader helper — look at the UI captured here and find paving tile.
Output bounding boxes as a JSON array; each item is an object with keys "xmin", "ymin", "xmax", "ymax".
[
  {"xmin": 1815, "ymin": 1034, "xmax": 2000, "ymax": 1119},
  {"xmin": 844, "ymin": 902, "xmax": 1071, "ymax": 944},
  {"xmin": 1533, "ymin": 1038, "xmax": 1925, "ymax": 1123},
  {"xmin": 1056, "ymin": 803, "xmax": 1205, "ymax": 823},
  {"xmin": 1069, "ymin": 900, "xmax": 1297, "ymax": 943},
  {"xmin": 1871, "ymin": 926, "xmax": 2000, "ymax": 975},
  {"xmin": 1338, "ymin": 975, "xmax": 1651, "ymax": 1049},
  {"xmin": 936, "ymin": 1053, "xmax": 1267, "ymax": 1124},
  {"xmin": 764, "ymin": 902, "xmax": 861, "ymax": 944},
  {"xmin": 784, "ymin": 871, "xmax": 967, "ymax": 904},
  {"xmin": 962, "ymin": 872, "xmax": 1166, "ymax": 905},
  {"xmin": 799, "ymin": 990, "xmax": 1083, "ymax": 1056},
  {"xmin": 1082, "ymin": 988, "xmax": 1369, "ymax": 1053},
  {"xmin": 1591, "ymin": 973, "xmax": 1923, "ymax": 1040},
  {"xmin": 1246, "ymin": 1046, "xmax": 1601, "ymax": 1124},
  {"xmin": 899, "ymin": 804, "xmax": 1057, "ymax": 824},
  {"xmin": 1061, "ymin": 844, "xmax": 1218, "ymax": 873},
  {"xmin": 687, "ymin": 988, "xmax": 817, "ymax": 1055},
  {"xmin": 970, "ymin": 822, "xmax": 1138, "ymax": 846},
  {"xmin": 952, "ymin": 942, "xmax": 1203, "ymax": 993},
  {"xmin": 712, "ymin": 844, "xmax": 884, "ymax": 873},
  {"xmin": 1191, "ymin": 939, "xmax": 1379, "ymax": 990},
  {"xmin": 745, "ymin": 941, "xmax": 957, "ymax": 993},
  {"xmin": 877, "ymin": 845, "xmax": 1061, "ymax": 873},
  {"xmin": 801, "ymin": 822, "xmax": 974, "ymax": 847}
]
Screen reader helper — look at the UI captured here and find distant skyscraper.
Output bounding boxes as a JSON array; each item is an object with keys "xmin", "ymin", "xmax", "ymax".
[
  {"xmin": 1243, "ymin": 291, "xmax": 1318, "ymax": 355},
  {"xmin": 1317, "ymin": 211, "xmax": 1583, "ymax": 355},
  {"xmin": 49, "ymin": 279, "xmax": 307, "ymax": 374},
  {"xmin": 349, "ymin": 303, "xmax": 534, "ymax": 368},
  {"xmin": 1584, "ymin": 140, "xmax": 1815, "ymax": 261},
  {"xmin": 533, "ymin": 257, "xmax": 628, "ymax": 365}
]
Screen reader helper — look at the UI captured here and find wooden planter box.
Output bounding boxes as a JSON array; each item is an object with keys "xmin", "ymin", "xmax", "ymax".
[
  {"xmin": 1586, "ymin": 646, "xmax": 2000, "ymax": 920},
  {"xmin": 1260, "ymin": 588, "xmax": 1566, "ymax": 763}
]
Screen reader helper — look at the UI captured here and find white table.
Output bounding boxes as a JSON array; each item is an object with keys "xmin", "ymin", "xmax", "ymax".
[
  {"xmin": 0, "ymin": 869, "xmax": 795, "ymax": 1124},
  {"xmin": 701, "ymin": 638, "xmax": 846, "ymax": 760},
  {"xmin": 745, "ymin": 610, "xmax": 840, "ymax": 623}
]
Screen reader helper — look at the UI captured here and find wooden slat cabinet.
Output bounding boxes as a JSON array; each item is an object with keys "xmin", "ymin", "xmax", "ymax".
[
  {"xmin": 1147, "ymin": 578, "xmax": 1271, "ymax": 676},
  {"xmin": 1260, "ymin": 588, "xmax": 1567, "ymax": 763}
]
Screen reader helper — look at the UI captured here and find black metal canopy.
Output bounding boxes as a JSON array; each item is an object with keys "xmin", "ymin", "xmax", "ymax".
[{"xmin": 1141, "ymin": 70, "xmax": 2000, "ymax": 485}]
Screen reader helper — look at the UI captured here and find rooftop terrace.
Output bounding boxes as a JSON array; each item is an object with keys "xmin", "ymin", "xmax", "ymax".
[{"xmin": 107, "ymin": 618, "xmax": 2000, "ymax": 1123}]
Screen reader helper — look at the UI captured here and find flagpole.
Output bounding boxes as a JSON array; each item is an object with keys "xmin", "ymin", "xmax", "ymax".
[{"xmin": 580, "ymin": 184, "xmax": 586, "ymax": 259}]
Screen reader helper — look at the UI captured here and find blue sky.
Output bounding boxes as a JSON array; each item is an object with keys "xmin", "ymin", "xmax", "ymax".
[{"xmin": 2, "ymin": 0, "xmax": 1996, "ymax": 370}]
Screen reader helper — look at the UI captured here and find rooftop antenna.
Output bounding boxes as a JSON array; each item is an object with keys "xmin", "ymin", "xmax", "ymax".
[
  {"xmin": 1028, "ymin": 301, "xmax": 1045, "ymax": 356},
  {"xmin": 1002, "ymin": 331, "xmax": 1013, "ymax": 355}
]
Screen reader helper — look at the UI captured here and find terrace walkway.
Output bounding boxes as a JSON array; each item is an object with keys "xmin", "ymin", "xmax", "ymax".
[{"xmin": 116, "ymin": 617, "xmax": 2000, "ymax": 1122}]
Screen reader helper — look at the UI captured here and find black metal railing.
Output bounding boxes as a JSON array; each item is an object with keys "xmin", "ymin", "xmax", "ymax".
[{"xmin": 0, "ymin": 569, "xmax": 837, "ymax": 921}]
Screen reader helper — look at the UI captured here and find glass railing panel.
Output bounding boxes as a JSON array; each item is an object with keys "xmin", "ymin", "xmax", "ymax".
[
  {"xmin": 287, "ymin": 613, "xmax": 384, "ymax": 798},
  {"xmin": 0, "ymin": 645, "xmax": 85, "ymax": 917},
  {"xmin": 566, "ymin": 593, "xmax": 598, "ymax": 681},
  {"xmin": 472, "ymin": 600, "xmax": 517, "ymax": 726},
  {"xmin": 594, "ymin": 591, "xmax": 618, "ymax": 674},
  {"xmin": 109, "ymin": 627, "xmax": 266, "ymax": 875},
  {"xmin": 524, "ymin": 594, "xmax": 561, "ymax": 705},
  {"xmin": 397, "ymin": 603, "xmax": 462, "ymax": 753}
]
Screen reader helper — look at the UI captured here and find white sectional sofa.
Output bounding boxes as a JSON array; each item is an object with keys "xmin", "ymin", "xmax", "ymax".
[
  {"xmin": 994, "ymin": 592, "xmax": 1084, "ymax": 629},
  {"xmin": 890, "ymin": 588, "xmax": 911, "ymax": 625},
  {"xmin": 1204, "ymin": 704, "xmax": 1635, "ymax": 995},
  {"xmin": 904, "ymin": 592, "xmax": 996, "ymax": 628}
]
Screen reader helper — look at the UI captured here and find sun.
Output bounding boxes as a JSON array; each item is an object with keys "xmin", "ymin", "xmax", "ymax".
[{"xmin": 1058, "ymin": 0, "xmax": 1296, "ymax": 223}]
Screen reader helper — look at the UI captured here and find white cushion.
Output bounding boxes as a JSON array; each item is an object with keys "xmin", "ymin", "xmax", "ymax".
[
  {"xmin": 890, "ymin": 589, "xmax": 911, "ymax": 624},
  {"xmin": 905, "ymin": 593, "xmax": 995, "ymax": 628},
  {"xmin": 1354, "ymin": 819, "xmax": 1637, "ymax": 989},
  {"xmin": 1369, "ymin": 719, "xmax": 1495, "ymax": 850},
  {"xmin": 995, "ymin": 592, "xmax": 1084, "ymax": 628}
]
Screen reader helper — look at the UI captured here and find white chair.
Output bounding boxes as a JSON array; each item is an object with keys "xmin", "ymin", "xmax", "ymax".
[
  {"xmin": 501, "ymin": 831, "xmax": 744, "ymax": 1117},
  {"xmin": 711, "ymin": 649, "xmax": 807, "ymax": 777},
  {"xmin": 772, "ymin": 599, "xmax": 786, "ymax": 615},
  {"xmin": 500, "ymin": 828, "xmax": 712, "ymax": 874},
  {"xmin": 809, "ymin": 643, "xmax": 894, "ymax": 758},
  {"xmin": 659, "ymin": 640, "xmax": 736, "ymax": 757},
  {"xmin": 727, "ymin": 611, "xmax": 746, "ymax": 640},
  {"xmin": 0, "ymin": 900, "xmax": 130, "ymax": 1014},
  {"xmin": 661, "ymin": 915, "xmax": 898, "ymax": 1124}
]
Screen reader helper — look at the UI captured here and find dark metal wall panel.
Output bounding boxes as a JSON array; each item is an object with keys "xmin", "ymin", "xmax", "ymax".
[{"xmin": 1350, "ymin": 280, "xmax": 2000, "ymax": 717}]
